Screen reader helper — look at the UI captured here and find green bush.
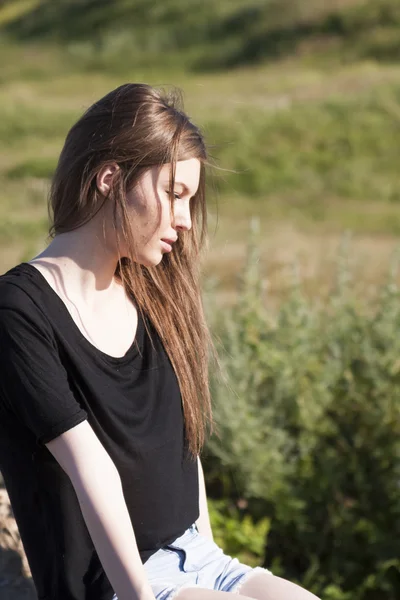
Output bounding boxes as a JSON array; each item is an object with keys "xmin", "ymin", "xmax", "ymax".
[
  {"xmin": 204, "ymin": 225, "xmax": 400, "ymax": 599},
  {"xmin": 208, "ymin": 498, "xmax": 270, "ymax": 568}
]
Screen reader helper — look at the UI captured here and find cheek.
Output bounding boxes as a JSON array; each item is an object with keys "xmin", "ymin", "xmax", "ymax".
[
  {"xmin": 135, "ymin": 193, "xmax": 163, "ymax": 220},
  {"xmin": 125, "ymin": 187, "xmax": 169, "ymax": 236},
  {"xmin": 128, "ymin": 206, "xmax": 164, "ymax": 247},
  {"xmin": 144, "ymin": 198, "xmax": 170, "ymax": 231},
  {"xmin": 127, "ymin": 194, "xmax": 147, "ymax": 219}
]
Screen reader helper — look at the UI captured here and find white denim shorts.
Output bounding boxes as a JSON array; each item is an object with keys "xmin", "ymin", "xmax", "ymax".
[{"xmin": 112, "ymin": 523, "xmax": 271, "ymax": 600}]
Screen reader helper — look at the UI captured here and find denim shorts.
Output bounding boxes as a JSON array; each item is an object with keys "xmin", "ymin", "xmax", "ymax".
[{"xmin": 112, "ymin": 523, "xmax": 271, "ymax": 600}]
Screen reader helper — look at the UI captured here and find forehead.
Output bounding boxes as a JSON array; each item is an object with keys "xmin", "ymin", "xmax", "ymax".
[{"xmin": 159, "ymin": 158, "xmax": 201, "ymax": 192}]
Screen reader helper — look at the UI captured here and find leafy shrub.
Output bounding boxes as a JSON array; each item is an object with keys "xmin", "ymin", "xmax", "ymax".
[
  {"xmin": 204, "ymin": 224, "xmax": 400, "ymax": 599},
  {"xmin": 208, "ymin": 498, "xmax": 270, "ymax": 568}
]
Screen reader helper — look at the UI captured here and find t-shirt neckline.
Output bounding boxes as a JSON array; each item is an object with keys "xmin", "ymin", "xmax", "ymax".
[{"xmin": 19, "ymin": 261, "xmax": 143, "ymax": 365}]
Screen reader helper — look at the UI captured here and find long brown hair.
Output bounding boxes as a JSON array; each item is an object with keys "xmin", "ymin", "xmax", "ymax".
[{"xmin": 47, "ymin": 83, "xmax": 215, "ymax": 457}]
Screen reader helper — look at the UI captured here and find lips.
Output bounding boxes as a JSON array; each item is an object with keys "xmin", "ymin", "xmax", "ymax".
[
  {"xmin": 161, "ymin": 238, "xmax": 177, "ymax": 245},
  {"xmin": 160, "ymin": 239, "xmax": 175, "ymax": 253}
]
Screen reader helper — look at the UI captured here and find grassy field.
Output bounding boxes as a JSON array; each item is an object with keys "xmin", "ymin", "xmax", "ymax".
[{"xmin": 1, "ymin": 0, "xmax": 400, "ymax": 307}]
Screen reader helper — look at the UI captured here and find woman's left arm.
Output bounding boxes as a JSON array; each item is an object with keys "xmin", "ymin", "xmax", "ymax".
[{"xmin": 195, "ymin": 455, "xmax": 214, "ymax": 541}]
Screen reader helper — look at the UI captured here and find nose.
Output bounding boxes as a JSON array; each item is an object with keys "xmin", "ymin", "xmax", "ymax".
[{"xmin": 172, "ymin": 200, "xmax": 192, "ymax": 232}]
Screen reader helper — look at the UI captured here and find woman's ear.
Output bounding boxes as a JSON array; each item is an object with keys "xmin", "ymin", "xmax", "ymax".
[{"xmin": 96, "ymin": 163, "xmax": 120, "ymax": 195}]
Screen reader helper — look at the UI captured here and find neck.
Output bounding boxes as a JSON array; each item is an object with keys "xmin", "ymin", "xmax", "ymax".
[{"xmin": 30, "ymin": 218, "xmax": 123, "ymax": 307}]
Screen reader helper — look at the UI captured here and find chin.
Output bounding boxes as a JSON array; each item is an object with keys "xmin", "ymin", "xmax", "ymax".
[{"xmin": 137, "ymin": 252, "xmax": 164, "ymax": 268}]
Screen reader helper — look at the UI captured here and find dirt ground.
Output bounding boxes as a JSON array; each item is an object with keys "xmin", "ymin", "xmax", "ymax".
[{"xmin": 0, "ymin": 485, "xmax": 37, "ymax": 600}]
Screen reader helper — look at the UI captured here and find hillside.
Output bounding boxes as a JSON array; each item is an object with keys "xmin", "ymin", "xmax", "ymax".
[
  {"xmin": 1, "ymin": 0, "xmax": 400, "ymax": 71},
  {"xmin": 1, "ymin": 0, "xmax": 400, "ymax": 299}
]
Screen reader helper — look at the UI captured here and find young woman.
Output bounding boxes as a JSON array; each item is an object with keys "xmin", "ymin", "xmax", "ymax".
[{"xmin": 0, "ymin": 84, "xmax": 320, "ymax": 600}]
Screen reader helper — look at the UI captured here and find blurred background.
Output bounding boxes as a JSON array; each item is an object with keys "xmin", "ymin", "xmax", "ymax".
[{"xmin": 1, "ymin": 1, "xmax": 400, "ymax": 599}]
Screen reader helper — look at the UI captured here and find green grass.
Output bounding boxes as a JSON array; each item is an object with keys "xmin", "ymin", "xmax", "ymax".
[
  {"xmin": 209, "ymin": 85, "xmax": 400, "ymax": 204},
  {"xmin": 1, "ymin": 0, "xmax": 400, "ymax": 298},
  {"xmin": 1, "ymin": 0, "xmax": 400, "ymax": 72},
  {"xmin": 3, "ymin": 58, "xmax": 400, "ymax": 207},
  {"xmin": 0, "ymin": 0, "xmax": 42, "ymax": 26}
]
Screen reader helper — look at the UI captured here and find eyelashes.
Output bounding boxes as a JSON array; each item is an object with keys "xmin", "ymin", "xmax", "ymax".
[{"xmin": 165, "ymin": 190, "xmax": 182, "ymax": 200}]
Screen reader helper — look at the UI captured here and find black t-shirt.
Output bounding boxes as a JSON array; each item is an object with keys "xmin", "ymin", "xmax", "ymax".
[{"xmin": 0, "ymin": 262, "xmax": 199, "ymax": 600}]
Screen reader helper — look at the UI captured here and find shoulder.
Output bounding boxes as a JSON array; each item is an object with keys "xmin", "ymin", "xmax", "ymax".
[
  {"xmin": 0, "ymin": 264, "xmax": 32, "ymax": 305},
  {"xmin": 0, "ymin": 264, "xmax": 51, "ymax": 334}
]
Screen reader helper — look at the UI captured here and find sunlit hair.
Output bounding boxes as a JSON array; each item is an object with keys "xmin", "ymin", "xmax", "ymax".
[{"xmin": 47, "ymin": 83, "xmax": 215, "ymax": 457}]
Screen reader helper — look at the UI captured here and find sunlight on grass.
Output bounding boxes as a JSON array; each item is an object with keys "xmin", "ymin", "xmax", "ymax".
[
  {"xmin": 0, "ymin": 0, "xmax": 42, "ymax": 26},
  {"xmin": 2, "ymin": 37, "xmax": 400, "ymax": 302}
]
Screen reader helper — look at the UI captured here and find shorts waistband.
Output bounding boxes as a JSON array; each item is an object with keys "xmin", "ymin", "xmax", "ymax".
[{"xmin": 167, "ymin": 523, "xmax": 198, "ymax": 547}]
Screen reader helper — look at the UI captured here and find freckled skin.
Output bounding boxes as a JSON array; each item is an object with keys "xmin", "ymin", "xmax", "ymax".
[{"xmin": 116, "ymin": 158, "xmax": 201, "ymax": 267}]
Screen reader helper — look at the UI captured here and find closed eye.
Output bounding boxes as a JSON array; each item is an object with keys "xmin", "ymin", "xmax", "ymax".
[{"xmin": 166, "ymin": 190, "xmax": 182, "ymax": 200}]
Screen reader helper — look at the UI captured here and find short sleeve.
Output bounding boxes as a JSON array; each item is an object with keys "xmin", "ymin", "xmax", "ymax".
[{"xmin": 0, "ymin": 306, "xmax": 88, "ymax": 445}]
